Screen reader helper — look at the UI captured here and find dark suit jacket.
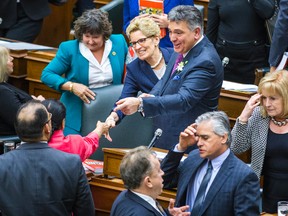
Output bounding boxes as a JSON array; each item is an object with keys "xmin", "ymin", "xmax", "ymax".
[
  {"xmin": 111, "ymin": 189, "xmax": 166, "ymax": 216},
  {"xmin": 161, "ymin": 149, "xmax": 260, "ymax": 216},
  {"xmin": 143, "ymin": 36, "xmax": 223, "ymax": 150},
  {"xmin": 269, "ymin": 0, "xmax": 288, "ymax": 66},
  {"xmin": 0, "ymin": 143, "xmax": 94, "ymax": 216},
  {"xmin": 116, "ymin": 47, "xmax": 173, "ymax": 122},
  {"xmin": 0, "ymin": 0, "xmax": 50, "ymax": 28}
]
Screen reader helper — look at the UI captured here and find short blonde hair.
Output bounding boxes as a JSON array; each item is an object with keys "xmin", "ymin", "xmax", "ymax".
[
  {"xmin": 0, "ymin": 46, "xmax": 9, "ymax": 82},
  {"xmin": 258, "ymin": 70, "xmax": 288, "ymax": 118},
  {"xmin": 126, "ymin": 17, "xmax": 160, "ymax": 39}
]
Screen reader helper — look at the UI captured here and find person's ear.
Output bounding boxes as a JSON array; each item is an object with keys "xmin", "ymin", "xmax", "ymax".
[
  {"xmin": 154, "ymin": 36, "xmax": 160, "ymax": 47},
  {"xmin": 143, "ymin": 175, "xmax": 153, "ymax": 188},
  {"xmin": 194, "ymin": 27, "xmax": 201, "ymax": 39},
  {"xmin": 221, "ymin": 133, "xmax": 228, "ymax": 145},
  {"xmin": 60, "ymin": 119, "xmax": 65, "ymax": 130}
]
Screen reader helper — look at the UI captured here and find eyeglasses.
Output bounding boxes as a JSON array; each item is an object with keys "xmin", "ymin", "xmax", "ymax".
[
  {"xmin": 43, "ymin": 112, "xmax": 52, "ymax": 126},
  {"xmin": 129, "ymin": 36, "xmax": 153, "ymax": 47}
]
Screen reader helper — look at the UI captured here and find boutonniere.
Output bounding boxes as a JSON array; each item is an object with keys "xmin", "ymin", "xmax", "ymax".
[{"xmin": 176, "ymin": 60, "xmax": 188, "ymax": 73}]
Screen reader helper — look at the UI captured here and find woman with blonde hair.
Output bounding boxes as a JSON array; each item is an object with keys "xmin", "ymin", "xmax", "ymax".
[
  {"xmin": 231, "ymin": 70, "xmax": 288, "ymax": 213},
  {"xmin": 105, "ymin": 17, "xmax": 173, "ymax": 126},
  {"xmin": 0, "ymin": 46, "xmax": 44, "ymax": 135}
]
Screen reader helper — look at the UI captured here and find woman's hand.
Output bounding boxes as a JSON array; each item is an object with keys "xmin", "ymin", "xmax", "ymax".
[
  {"xmin": 72, "ymin": 83, "xmax": 96, "ymax": 104},
  {"xmin": 239, "ymin": 93, "xmax": 262, "ymax": 123},
  {"xmin": 32, "ymin": 95, "xmax": 45, "ymax": 101},
  {"xmin": 94, "ymin": 121, "xmax": 112, "ymax": 142}
]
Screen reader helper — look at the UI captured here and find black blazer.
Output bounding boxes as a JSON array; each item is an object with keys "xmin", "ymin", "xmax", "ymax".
[{"xmin": 0, "ymin": 0, "xmax": 50, "ymax": 28}]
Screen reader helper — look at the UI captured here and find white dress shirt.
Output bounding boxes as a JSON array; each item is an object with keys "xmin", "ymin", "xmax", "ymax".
[{"xmin": 79, "ymin": 40, "xmax": 113, "ymax": 88}]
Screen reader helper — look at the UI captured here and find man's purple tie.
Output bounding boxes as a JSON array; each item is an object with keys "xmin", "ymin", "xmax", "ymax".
[{"xmin": 171, "ymin": 54, "xmax": 184, "ymax": 77}]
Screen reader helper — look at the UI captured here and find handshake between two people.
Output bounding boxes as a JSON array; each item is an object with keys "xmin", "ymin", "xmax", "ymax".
[{"xmin": 93, "ymin": 121, "xmax": 112, "ymax": 142}]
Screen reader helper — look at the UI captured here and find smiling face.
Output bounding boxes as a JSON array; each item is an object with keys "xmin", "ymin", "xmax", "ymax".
[
  {"xmin": 82, "ymin": 33, "xmax": 105, "ymax": 52},
  {"xmin": 261, "ymin": 89, "xmax": 283, "ymax": 118},
  {"xmin": 129, "ymin": 30, "xmax": 159, "ymax": 61},
  {"xmin": 168, "ymin": 21, "xmax": 200, "ymax": 54},
  {"xmin": 196, "ymin": 120, "xmax": 228, "ymax": 160}
]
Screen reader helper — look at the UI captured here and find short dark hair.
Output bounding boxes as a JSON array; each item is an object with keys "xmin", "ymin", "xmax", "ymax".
[
  {"xmin": 74, "ymin": 9, "xmax": 112, "ymax": 41},
  {"xmin": 42, "ymin": 99, "xmax": 66, "ymax": 134},
  {"xmin": 120, "ymin": 146, "xmax": 156, "ymax": 190},
  {"xmin": 14, "ymin": 100, "xmax": 49, "ymax": 141}
]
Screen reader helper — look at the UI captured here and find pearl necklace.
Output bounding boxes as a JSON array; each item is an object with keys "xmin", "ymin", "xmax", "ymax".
[
  {"xmin": 150, "ymin": 52, "xmax": 163, "ymax": 69},
  {"xmin": 271, "ymin": 117, "xmax": 288, "ymax": 126}
]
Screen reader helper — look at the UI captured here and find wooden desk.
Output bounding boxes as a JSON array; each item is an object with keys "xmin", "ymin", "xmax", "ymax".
[
  {"xmin": 89, "ymin": 175, "xmax": 176, "ymax": 216},
  {"xmin": 25, "ymin": 50, "xmax": 61, "ymax": 99},
  {"xmin": 218, "ymin": 89, "xmax": 253, "ymax": 126},
  {"xmin": 103, "ymin": 147, "xmax": 175, "ymax": 178}
]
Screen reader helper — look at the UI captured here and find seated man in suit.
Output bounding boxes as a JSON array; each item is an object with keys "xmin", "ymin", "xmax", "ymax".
[
  {"xmin": 111, "ymin": 146, "xmax": 190, "ymax": 216},
  {"xmin": 0, "ymin": 100, "xmax": 94, "ymax": 215},
  {"xmin": 161, "ymin": 111, "xmax": 260, "ymax": 216}
]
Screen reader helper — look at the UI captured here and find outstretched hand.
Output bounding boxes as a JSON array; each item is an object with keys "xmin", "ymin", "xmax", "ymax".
[
  {"xmin": 168, "ymin": 199, "xmax": 190, "ymax": 216},
  {"xmin": 94, "ymin": 121, "xmax": 112, "ymax": 142},
  {"xmin": 113, "ymin": 97, "xmax": 140, "ymax": 115}
]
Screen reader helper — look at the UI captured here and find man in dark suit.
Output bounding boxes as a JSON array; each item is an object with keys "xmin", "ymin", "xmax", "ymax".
[
  {"xmin": 111, "ymin": 146, "xmax": 190, "ymax": 216},
  {"xmin": 114, "ymin": 5, "xmax": 223, "ymax": 152},
  {"xmin": 269, "ymin": 0, "xmax": 288, "ymax": 71},
  {"xmin": 0, "ymin": 100, "xmax": 94, "ymax": 215},
  {"xmin": 0, "ymin": 0, "xmax": 51, "ymax": 42},
  {"xmin": 161, "ymin": 111, "xmax": 260, "ymax": 216}
]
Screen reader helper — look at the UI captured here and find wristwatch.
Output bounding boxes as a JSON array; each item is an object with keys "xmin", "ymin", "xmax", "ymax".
[{"xmin": 137, "ymin": 97, "xmax": 144, "ymax": 113}]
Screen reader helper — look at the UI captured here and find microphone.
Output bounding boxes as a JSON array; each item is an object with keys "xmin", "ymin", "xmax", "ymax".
[
  {"xmin": 222, "ymin": 57, "xmax": 229, "ymax": 67},
  {"xmin": 147, "ymin": 128, "xmax": 162, "ymax": 149}
]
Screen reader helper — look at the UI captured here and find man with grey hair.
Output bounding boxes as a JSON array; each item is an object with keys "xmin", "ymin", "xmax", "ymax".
[
  {"xmin": 113, "ymin": 5, "xmax": 223, "ymax": 152},
  {"xmin": 161, "ymin": 111, "xmax": 260, "ymax": 215},
  {"xmin": 111, "ymin": 146, "xmax": 190, "ymax": 216}
]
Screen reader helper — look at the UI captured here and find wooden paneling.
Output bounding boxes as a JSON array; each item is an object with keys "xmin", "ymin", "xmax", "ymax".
[
  {"xmin": 94, "ymin": 0, "xmax": 111, "ymax": 8},
  {"xmin": 25, "ymin": 50, "xmax": 61, "ymax": 99},
  {"xmin": 195, "ymin": 0, "xmax": 209, "ymax": 31},
  {"xmin": 34, "ymin": 0, "xmax": 77, "ymax": 47}
]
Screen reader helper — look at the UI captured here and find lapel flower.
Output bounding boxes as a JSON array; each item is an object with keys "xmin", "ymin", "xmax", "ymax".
[{"xmin": 176, "ymin": 60, "xmax": 188, "ymax": 73}]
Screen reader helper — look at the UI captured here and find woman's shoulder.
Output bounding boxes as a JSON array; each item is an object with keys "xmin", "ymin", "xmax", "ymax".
[
  {"xmin": 161, "ymin": 47, "xmax": 174, "ymax": 62},
  {"xmin": 58, "ymin": 39, "xmax": 79, "ymax": 49},
  {"xmin": 110, "ymin": 34, "xmax": 126, "ymax": 42}
]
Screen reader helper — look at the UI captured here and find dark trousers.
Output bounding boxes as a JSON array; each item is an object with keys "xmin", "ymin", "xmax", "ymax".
[
  {"xmin": 216, "ymin": 39, "xmax": 269, "ymax": 84},
  {"xmin": 0, "ymin": 3, "xmax": 43, "ymax": 42}
]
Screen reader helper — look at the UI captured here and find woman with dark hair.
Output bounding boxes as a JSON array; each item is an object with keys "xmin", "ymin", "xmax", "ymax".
[
  {"xmin": 41, "ymin": 9, "xmax": 127, "ymax": 135},
  {"xmin": 42, "ymin": 99, "xmax": 110, "ymax": 161}
]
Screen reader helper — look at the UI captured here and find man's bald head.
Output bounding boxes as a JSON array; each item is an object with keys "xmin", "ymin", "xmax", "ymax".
[{"xmin": 15, "ymin": 100, "xmax": 50, "ymax": 142}]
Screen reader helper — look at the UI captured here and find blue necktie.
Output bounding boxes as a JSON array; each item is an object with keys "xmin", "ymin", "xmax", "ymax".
[{"xmin": 191, "ymin": 160, "xmax": 213, "ymax": 216}]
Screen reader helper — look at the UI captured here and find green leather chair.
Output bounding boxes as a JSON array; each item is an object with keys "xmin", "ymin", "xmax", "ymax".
[{"xmin": 81, "ymin": 84, "xmax": 153, "ymax": 160}]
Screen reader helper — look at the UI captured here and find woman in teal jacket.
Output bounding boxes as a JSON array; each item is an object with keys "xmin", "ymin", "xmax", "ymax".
[{"xmin": 41, "ymin": 9, "xmax": 127, "ymax": 135}]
